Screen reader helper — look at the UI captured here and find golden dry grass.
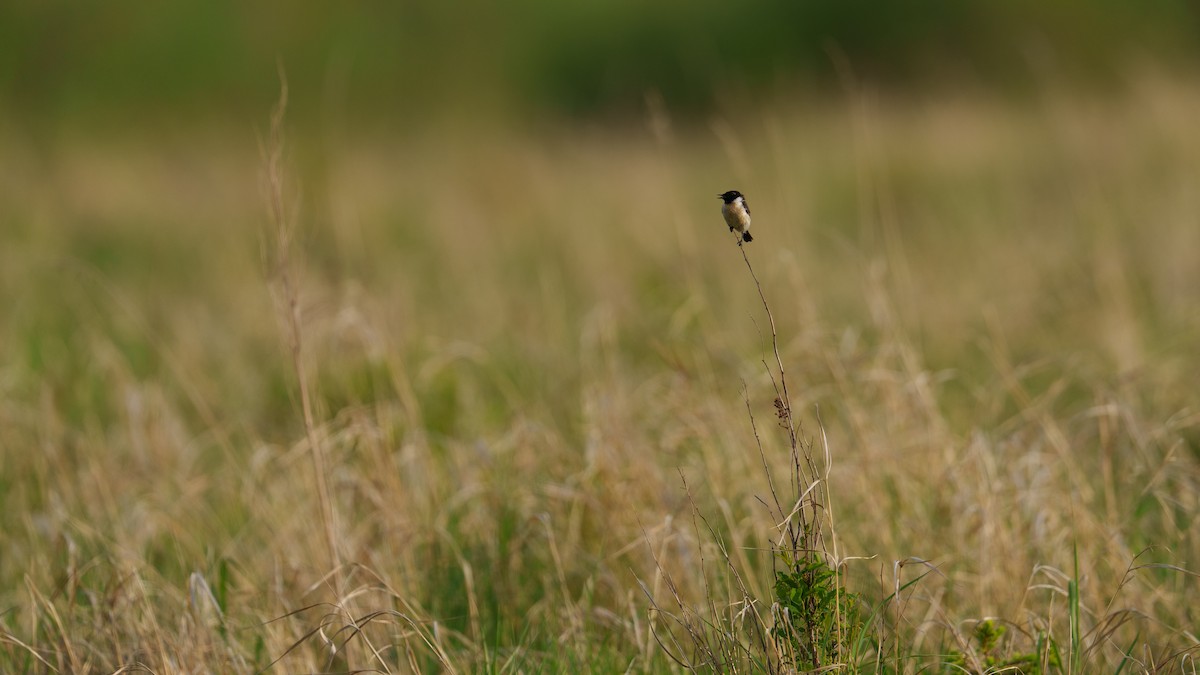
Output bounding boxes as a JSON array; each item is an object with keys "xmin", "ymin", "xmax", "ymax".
[{"xmin": 1, "ymin": 73, "xmax": 1198, "ymax": 672}]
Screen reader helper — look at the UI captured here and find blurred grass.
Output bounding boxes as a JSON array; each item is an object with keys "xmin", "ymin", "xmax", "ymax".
[{"xmin": 1, "ymin": 70, "xmax": 1199, "ymax": 670}]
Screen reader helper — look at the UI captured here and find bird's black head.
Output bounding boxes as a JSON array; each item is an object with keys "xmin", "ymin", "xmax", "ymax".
[{"xmin": 718, "ymin": 190, "xmax": 743, "ymax": 203}]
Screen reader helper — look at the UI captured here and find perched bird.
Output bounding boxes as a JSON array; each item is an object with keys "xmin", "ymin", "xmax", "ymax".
[{"xmin": 718, "ymin": 190, "xmax": 754, "ymax": 244}]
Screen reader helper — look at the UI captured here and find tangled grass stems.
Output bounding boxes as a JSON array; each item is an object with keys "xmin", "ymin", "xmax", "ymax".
[{"xmin": 641, "ymin": 229, "xmax": 862, "ymax": 672}]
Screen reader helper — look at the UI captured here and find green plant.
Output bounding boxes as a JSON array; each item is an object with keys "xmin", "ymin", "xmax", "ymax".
[
  {"xmin": 943, "ymin": 620, "xmax": 1063, "ymax": 674},
  {"xmin": 773, "ymin": 553, "xmax": 861, "ymax": 670}
]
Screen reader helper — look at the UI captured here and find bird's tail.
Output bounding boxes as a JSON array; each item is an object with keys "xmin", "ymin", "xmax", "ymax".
[{"xmin": 741, "ymin": 231, "xmax": 753, "ymax": 243}]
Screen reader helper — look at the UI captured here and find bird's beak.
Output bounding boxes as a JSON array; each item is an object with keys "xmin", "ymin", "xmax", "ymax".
[{"xmin": 716, "ymin": 194, "xmax": 722, "ymax": 198}]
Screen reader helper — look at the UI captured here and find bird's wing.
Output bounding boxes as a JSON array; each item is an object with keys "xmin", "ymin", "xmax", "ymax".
[{"xmin": 742, "ymin": 198, "xmax": 751, "ymax": 216}]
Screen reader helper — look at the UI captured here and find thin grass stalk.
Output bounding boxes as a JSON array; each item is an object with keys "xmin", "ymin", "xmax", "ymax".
[{"xmin": 262, "ymin": 71, "xmax": 342, "ymax": 583}]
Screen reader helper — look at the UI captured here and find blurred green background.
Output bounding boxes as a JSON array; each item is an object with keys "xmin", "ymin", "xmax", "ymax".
[{"xmin": 3, "ymin": 0, "xmax": 1198, "ymax": 129}]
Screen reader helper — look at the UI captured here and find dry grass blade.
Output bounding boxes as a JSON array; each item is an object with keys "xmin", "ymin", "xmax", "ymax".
[
  {"xmin": 261, "ymin": 66, "xmax": 342, "ymax": 583},
  {"xmin": 0, "ymin": 633, "xmax": 59, "ymax": 673}
]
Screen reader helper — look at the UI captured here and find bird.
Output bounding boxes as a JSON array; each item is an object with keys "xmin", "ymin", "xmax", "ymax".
[{"xmin": 718, "ymin": 190, "xmax": 753, "ymax": 244}]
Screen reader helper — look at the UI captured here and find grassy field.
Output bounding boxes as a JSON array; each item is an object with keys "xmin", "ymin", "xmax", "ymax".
[{"xmin": 2, "ymin": 74, "xmax": 1199, "ymax": 673}]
